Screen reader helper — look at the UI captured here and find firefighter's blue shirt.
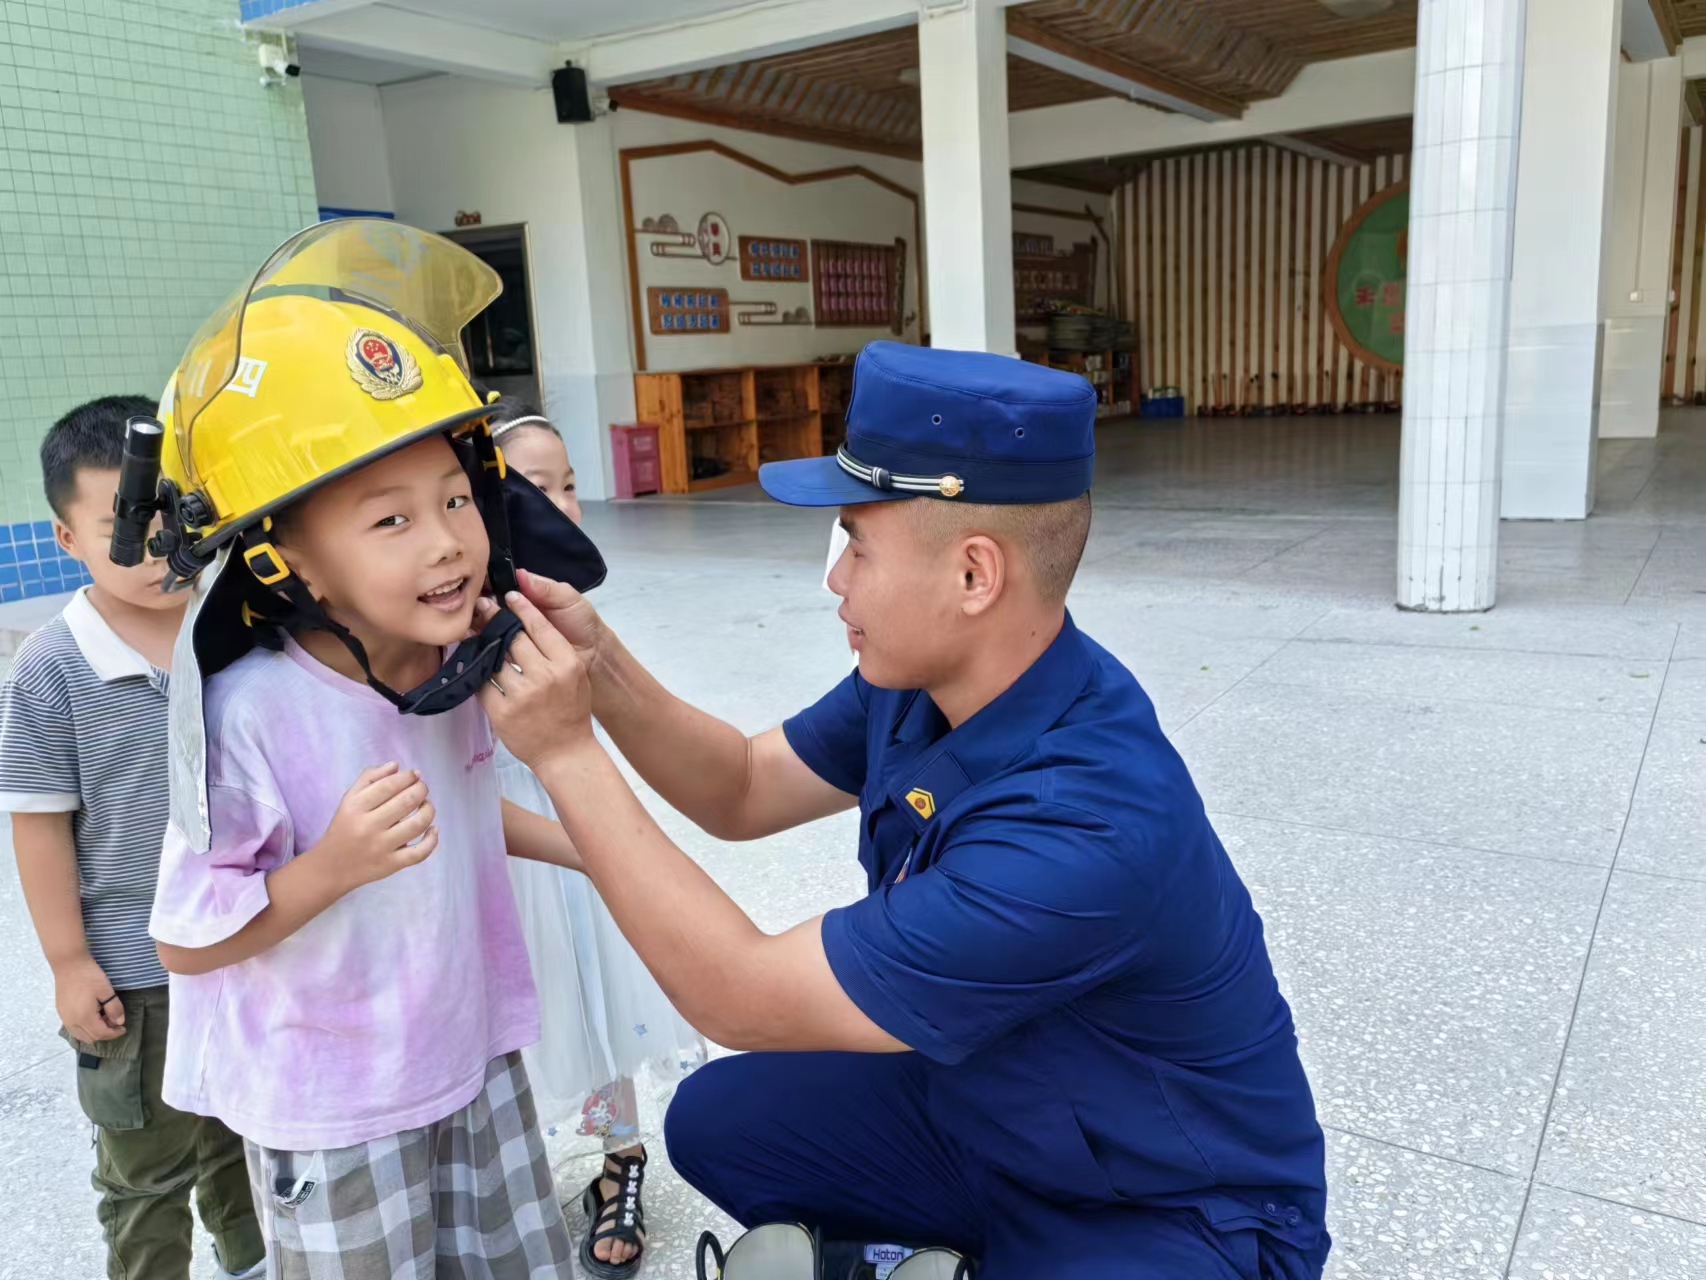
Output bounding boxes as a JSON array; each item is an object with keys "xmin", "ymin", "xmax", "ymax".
[{"xmin": 783, "ymin": 614, "xmax": 1328, "ymax": 1253}]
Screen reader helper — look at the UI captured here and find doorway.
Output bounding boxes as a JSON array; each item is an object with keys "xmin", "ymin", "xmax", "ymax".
[{"xmin": 445, "ymin": 223, "xmax": 542, "ymax": 410}]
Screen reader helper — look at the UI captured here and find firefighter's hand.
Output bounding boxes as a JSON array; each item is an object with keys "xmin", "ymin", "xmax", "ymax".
[
  {"xmin": 473, "ymin": 569, "xmax": 606, "ymax": 681},
  {"xmin": 478, "ymin": 588, "xmax": 594, "ymax": 770}
]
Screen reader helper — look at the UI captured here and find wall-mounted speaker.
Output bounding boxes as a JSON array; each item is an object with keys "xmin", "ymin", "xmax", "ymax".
[{"xmin": 552, "ymin": 64, "xmax": 593, "ymax": 124}]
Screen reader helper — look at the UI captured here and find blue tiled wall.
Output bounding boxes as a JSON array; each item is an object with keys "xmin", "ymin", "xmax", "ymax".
[
  {"xmin": 239, "ymin": 0, "xmax": 317, "ymax": 20},
  {"xmin": 319, "ymin": 207, "xmax": 396, "ymax": 221},
  {"xmin": 0, "ymin": 523, "xmax": 94, "ymax": 604}
]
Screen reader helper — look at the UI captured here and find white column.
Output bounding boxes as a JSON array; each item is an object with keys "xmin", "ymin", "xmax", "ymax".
[
  {"xmin": 1501, "ymin": 0, "xmax": 1621, "ymax": 518},
  {"xmin": 549, "ymin": 114, "xmax": 637, "ymax": 500},
  {"xmin": 1598, "ymin": 58, "xmax": 1685, "ymax": 439},
  {"xmin": 380, "ymin": 76, "xmax": 635, "ymax": 500},
  {"xmin": 1397, "ymin": 0, "xmax": 1526, "ymax": 612},
  {"xmin": 917, "ymin": 0, "xmax": 1014, "ymax": 354}
]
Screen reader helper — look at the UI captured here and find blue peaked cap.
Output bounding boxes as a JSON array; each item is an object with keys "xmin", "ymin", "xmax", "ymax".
[{"xmin": 758, "ymin": 342, "xmax": 1096, "ymax": 507}]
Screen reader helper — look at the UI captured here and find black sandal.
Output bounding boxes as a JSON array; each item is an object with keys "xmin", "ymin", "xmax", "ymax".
[{"xmin": 580, "ymin": 1149, "xmax": 647, "ymax": 1279}]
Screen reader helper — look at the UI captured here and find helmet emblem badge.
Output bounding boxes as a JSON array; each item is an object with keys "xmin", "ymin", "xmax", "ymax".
[{"xmin": 346, "ymin": 329, "xmax": 423, "ymax": 400}]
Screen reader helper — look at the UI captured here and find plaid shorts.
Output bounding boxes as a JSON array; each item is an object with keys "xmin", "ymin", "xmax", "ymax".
[{"xmin": 243, "ymin": 1052, "xmax": 576, "ymax": 1279}]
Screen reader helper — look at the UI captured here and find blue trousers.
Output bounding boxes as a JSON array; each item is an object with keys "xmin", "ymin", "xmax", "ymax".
[{"xmin": 665, "ymin": 1051, "xmax": 1325, "ymax": 1280}]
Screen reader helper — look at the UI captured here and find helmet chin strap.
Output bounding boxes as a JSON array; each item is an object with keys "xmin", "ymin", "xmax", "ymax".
[
  {"xmin": 280, "ymin": 571, "xmax": 527, "ymax": 714},
  {"xmin": 235, "ymin": 545, "xmax": 524, "ymax": 715}
]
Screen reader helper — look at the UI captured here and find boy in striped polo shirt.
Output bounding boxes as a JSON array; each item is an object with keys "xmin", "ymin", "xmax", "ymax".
[{"xmin": 0, "ymin": 397, "xmax": 263, "ymax": 1279}]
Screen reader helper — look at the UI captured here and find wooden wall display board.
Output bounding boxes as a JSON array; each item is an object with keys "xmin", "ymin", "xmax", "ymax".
[
  {"xmin": 1322, "ymin": 182, "xmax": 1408, "ymax": 375},
  {"xmin": 648, "ymin": 287, "xmax": 731, "ymax": 334},
  {"xmin": 619, "ymin": 140, "xmax": 920, "ymax": 371},
  {"xmin": 812, "ymin": 238, "xmax": 905, "ymax": 331},
  {"xmin": 739, "ymin": 235, "xmax": 809, "ymax": 282},
  {"xmin": 1015, "ymin": 241, "xmax": 1097, "ymax": 323}
]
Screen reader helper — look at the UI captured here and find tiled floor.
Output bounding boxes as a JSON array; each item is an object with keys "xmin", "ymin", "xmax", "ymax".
[{"xmin": 4, "ymin": 410, "xmax": 1706, "ymax": 1278}]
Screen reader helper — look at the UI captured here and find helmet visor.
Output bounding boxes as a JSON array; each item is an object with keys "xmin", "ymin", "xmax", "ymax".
[{"xmin": 170, "ymin": 220, "xmax": 502, "ymax": 485}]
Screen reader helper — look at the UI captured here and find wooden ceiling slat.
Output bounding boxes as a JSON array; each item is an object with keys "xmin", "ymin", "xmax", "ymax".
[
  {"xmin": 831, "ymin": 86, "xmax": 870, "ymax": 130},
  {"xmin": 1673, "ymin": 0, "xmax": 1706, "ymax": 38},
  {"xmin": 808, "ymin": 82, "xmax": 841, "ymax": 127},
  {"xmin": 798, "ymin": 78, "xmax": 831, "ymax": 125},
  {"xmin": 708, "ymin": 62, "xmax": 739, "ymax": 101},
  {"xmin": 755, "ymin": 67, "xmax": 787, "ymax": 112},
  {"xmin": 1022, "ymin": 0, "xmax": 1297, "ymax": 100},
  {"xmin": 866, "ymin": 95, "xmax": 897, "ymax": 137},
  {"xmin": 779, "ymin": 71, "xmax": 812, "ymax": 119},
  {"xmin": 1015, "ymin": 154, "xmax": 1148, "ymax": 193},
  {"xmin": 1007, "ymin": 54, "xmax": 1116, "ymax": 112},
  {"xmin": 1008, "ymin": 11, "xmax": 1245, "ymax": 118},
  {"xmin": 607, "ymin": 87, "xmax": 922, "ymax": 159},
  {"xmin": 1290, "ymin": 115, "xmax": 1413, "ymax": 159},
  {"xmin": 616, "ymin": 1, "xmax": 1421, "ymax": 158}
]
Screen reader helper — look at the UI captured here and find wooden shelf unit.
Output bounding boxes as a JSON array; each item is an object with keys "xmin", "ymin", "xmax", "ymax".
[
  {"xmin": 817, "ymin": 363, "xmax": 853, "ymax": 458},
  {"xmin": 1026, "ymin": 348, "xmax": 1136, "ymax": 419},
  {"xmin": 635, "ymin": 363, "xmax": 844, "ymax": 494}
]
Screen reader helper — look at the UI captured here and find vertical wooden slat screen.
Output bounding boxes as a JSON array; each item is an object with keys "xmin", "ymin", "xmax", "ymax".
[
  {"xmin": 1664, "ymin": 131, "xmax": 1692, "ymax": 403},
  {"xmin": 1684, "ymin": 127, "xmax": 1706, "ymax": 401},
  {"xmin": 1122, "ymin": 142, "xmax": 1429, "ymax": 414},
  {"xmin": 1676, "ymin": 124, "xmax": 1706, "ymax": 404}
]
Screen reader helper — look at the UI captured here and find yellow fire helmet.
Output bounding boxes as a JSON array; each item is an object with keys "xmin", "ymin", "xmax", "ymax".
[{"xmin": 114, "ymin": 220, "xmax": 605, "ymax": 817}]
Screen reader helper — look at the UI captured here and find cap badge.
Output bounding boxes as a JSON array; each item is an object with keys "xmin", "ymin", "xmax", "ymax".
[
  {"xmin": 346, "ymin": 329, "xmax": 422, "ymax": 400},
  {"xmin": 905, "ymin": 788, "xmax": 936, "ymax": 820}
]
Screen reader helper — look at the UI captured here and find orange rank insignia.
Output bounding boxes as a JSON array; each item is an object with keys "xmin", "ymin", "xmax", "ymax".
[{"xmin": 905, "ymin": 788, "xmax": 936, "ymax": 820}]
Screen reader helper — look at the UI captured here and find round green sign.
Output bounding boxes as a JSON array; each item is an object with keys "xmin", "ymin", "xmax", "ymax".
[{"xmin": 1325, "ymin": 183, "xmax": 1408, "ymax": 373}]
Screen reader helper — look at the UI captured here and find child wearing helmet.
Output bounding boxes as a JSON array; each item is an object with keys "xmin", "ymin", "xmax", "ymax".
[
  {"xmin": 142, "ymin": 222, "xmax": 606, "ymax": 1276},
  {"xmin": 487, "ymin": 398, "xmax": 707, "ymax": 1279}
]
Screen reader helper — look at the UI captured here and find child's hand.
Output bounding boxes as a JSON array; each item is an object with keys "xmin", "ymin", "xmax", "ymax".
[
  {"xmin": 318, "ymin": 763, "xmax": 438, "ymax": 894},
  {"xmin": 56, "ymin": 955, "xmax": 125, "ymax": 1044}
]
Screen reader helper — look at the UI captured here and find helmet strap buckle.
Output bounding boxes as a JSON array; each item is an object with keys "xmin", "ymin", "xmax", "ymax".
[{"xmin": 242, "ymin": 541, "xmax": 292, "ymax": 586}]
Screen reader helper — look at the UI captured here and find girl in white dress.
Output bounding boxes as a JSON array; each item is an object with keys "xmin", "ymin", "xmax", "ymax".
[{"xmin": 490, "ymin": 399, "xmax": 707, "ymax": 1279}]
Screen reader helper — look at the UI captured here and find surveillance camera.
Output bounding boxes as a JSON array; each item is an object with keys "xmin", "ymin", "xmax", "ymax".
[{"xmin": 258, "ymin": 46, "xmax": 294, "ymax": 78}]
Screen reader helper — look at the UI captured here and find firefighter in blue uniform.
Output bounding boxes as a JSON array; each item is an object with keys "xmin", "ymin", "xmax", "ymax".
[{"xmin": 478, "ymin": 342, "xmax": 1330, "ymax": 1279}]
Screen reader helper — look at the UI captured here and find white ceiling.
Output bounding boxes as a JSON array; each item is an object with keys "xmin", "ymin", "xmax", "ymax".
[
  {"xmin": 286, "ymin": 0, "xmax": 772, "ymax": 83},
  {"xmin": 295, "ymin": 42, "xmax": 441, "ymax": 85},
  {"xmin": 370, "ymin": 0, "xmax": 758, "ymax": 43}
]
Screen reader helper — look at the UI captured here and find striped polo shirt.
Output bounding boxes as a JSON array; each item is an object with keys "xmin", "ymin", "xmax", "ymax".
[{"xmin": 0, "ymin": 588, "xmax": 169, "ymax": 989}]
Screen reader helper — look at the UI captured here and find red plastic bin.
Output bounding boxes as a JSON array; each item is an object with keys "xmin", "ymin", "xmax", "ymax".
[{"xmin": 609, "ymin": 423, "xmax": 662, "ymax": 499}]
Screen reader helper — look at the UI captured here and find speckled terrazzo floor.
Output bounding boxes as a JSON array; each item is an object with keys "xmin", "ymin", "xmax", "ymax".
[{"xmin": 4, "ymin": 410, "xmax": 1706, "ymax": 1279}]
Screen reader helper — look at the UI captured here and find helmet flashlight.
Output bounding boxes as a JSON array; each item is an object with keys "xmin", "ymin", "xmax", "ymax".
[{"xmin": 110, "ymin": 415, "xmax": 165, "ymax": 567}]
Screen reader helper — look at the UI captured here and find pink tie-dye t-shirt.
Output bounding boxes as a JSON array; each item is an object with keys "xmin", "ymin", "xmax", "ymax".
[{"xmin": 150, "ymin": 636, "xmax": 539, "ymax": 1152}]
